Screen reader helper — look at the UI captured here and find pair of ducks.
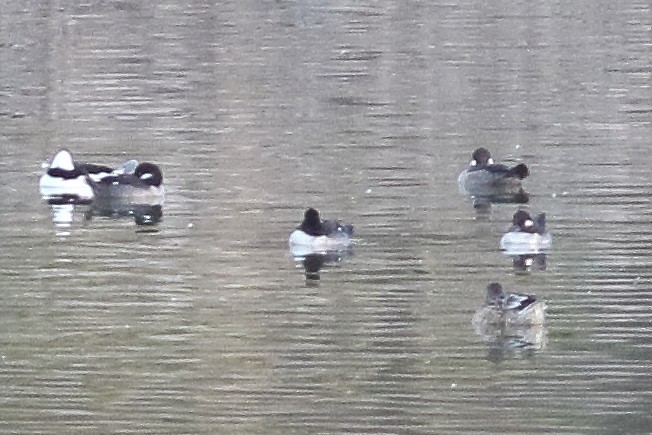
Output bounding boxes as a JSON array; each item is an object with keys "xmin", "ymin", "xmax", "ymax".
[
  {"xmin": 39, "ymin": 150, "xmax": 166, "ymax": 228},
  {"xmin": 39, "ymin": 149, "xmax": 164, "ymax": 204}
]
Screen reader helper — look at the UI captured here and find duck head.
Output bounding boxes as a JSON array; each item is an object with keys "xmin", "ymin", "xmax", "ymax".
[
  {"xmin": 135, "ymin": 163, "xmax": 163, "ymax": 187},
  {"xmin": 512, "ymin": 209, "xmax": 536, "ymax": 232},
  {"xmin": 300, "ymin": 208, "xmax": 325, "ymax": 236},
  {"xmin": 471, "ymin": 148, "xmax": 494, "ymax": 166},
  {"xmin": 50, "ymin": 149, "xmax": 76, "ymax": 171},
  {"xmin": 304, "ymin": 207, "xmax": 320, "ymax": 224}
]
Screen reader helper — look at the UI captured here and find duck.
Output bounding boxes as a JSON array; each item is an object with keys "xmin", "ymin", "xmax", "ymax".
[
  {"xmin": 458, "ymin": 148, "xmax": 530, "ymax": 203},
  {"xmin": 39, "ymin": 149, "xmax": 110, "ymax": 203},
  {"xmin": 472, "ymin": 282, "xmax": 546, "ymax": 327},
  {"xmin": 89, "ymin": 162, "xmax": 164, "ymax": 205},
  {"xmin": 288, "ymin": 208, "xmax": 354, "ymax": 256},
  {"xmin": 500, "ymin": 209, "xmax": 551, "ymax": 255},
  {"xmin": 39, "ymin": 149, "xmax": 139, "ymax": 203}
]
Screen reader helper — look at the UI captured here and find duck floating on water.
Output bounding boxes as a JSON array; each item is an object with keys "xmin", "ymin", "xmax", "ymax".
[
  {"xmin": 89, "ymin": 161, "xmax": 164, "ymax": 205},
  {"xmin": 501, "ymin": 207, "xmax": 550, "ymax": 250},
  {"xmin": 458, "ymin": 148, "xmax": 530, "ymax": 208},
  {"xmin": 472, "ymin": 283, "xmax": 547, "ymax": 360},
  {"xmin": 472, "ymin": 282, "xmax": 547, "ymax": 327},
  {"xmin": 288, "ymin": 208, "xmax": 354, "ymax": 257},
  {"xmin": 500, "ymin": 209, "xmax": 551, "ymax": 270},
  {"xmin": 40, "ymin": 149, "xmax": 115, "ymax": 203}
]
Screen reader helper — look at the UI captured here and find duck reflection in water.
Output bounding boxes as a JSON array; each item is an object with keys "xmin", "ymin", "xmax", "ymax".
[
  {"xmin": 300, "ymin": 252, "xmax": 353, "ymax": 286},
  {"xmin": 472, "ymin": 283, "xmax": 547, "ymax": 361},
  {"xmin": 500, "ymin": 209, "xmax": 551, "ymax": 272},
  {"xmin": 458, "ymin": 147, "xmax": 530, "ymax": 211},
  {"xmin": 44, "ymin": 197, "xmax": 163, "ymax": 234},
  {"xmin": 289, "ymin": 208, "xmax": 354, "ymax": 284},
  {"xmin": 303, "ymin": 254, "xmax": 325, "ymax": 283},
  {"xmin": 85, "ymin": 202, "xmax": 163, "ymax": 228}
]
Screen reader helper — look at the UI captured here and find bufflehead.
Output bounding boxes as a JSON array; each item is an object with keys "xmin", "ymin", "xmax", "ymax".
[
  {"xmin": 89, "ymin": 162, "xmax": 164, "ymax": 205},
  {"xmin": 472, "ymin": 282, "xmax": 546, "ymax": 327},
  {"xmin": 39, "ymin": 149, "xmax": 110, "ymax": 203},
  {"xmin": 458, "ymin": 148, "xmax": 530, "ymax": 206},
  {"xmin": 500, "ymin": 209, "xmax": 551, "ymax": 254},
  {"xmin": 289, "ymin": 208, "xmax": 354, "ymax": 256}
]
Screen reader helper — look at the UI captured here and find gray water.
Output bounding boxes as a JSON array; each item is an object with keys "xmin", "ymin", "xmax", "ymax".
[{"xmin": 1, "ymin": 0, "xmax": 651, "ymax": 433}]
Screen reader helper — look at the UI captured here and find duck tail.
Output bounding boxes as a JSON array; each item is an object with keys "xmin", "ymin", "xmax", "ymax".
[
  {"xmin": 506, "ymin": 163, "xmax": 529, "ymax": 179},
  {"xmin": 340, "ymin": 224, "xmax": 354, "ymax": 237},
  {"xmin": 525, "ymin": 301, "xmax": 547, "ymax": 325},
  {"xmin": 322, "ymin": 220, "xmax": 354, "ymax": 237}
]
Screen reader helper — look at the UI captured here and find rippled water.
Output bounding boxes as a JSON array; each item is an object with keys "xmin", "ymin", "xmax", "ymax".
[{"xmin": 1, "ymin": 0, "xmax": 651, "ymax": 433}]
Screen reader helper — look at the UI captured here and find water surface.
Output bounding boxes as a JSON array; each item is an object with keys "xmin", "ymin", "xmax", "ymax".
[{"xmin": 1, "ymin": 0, "xmax": 651, "ymax": 433}]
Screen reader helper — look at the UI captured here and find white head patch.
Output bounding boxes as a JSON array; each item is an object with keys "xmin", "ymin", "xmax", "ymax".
[
  {"xmin": 50, "ymin": 150, "xmax": 75, "ymax": 171},
  {"xmin": 487, "ymin": 158, "xmax": 494, "ymax": 165},
  {"xmin": 524, "ymin": 219, "xmax": 534, "ymax": 228},
  {"xmin": 141, "ymin": 173, "xmax": 153, "ymax": 180},
  {"xmin": 470, "ymin": 160, "xmax": 477, "ymax": 166}
]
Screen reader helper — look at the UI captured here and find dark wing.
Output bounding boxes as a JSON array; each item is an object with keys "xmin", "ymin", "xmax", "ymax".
[
  {"xmin": 79, "ymin": 162, "xmax": 114, "ymax": 174},
  {"xmin": 299, "ymin": 221, "xmax": 326, "ymax": 236},
  {"xmin": 503, "ymin": 293, "xmax": 536, "ymax": 311},
  {"xmin": 321, "ymin": 220, "xmax": 354, "ymax": 237},
  {"xmin": 480, "ymin": 163, "xmax": 511, "ymax": 175},
  {"xmin": 482, "ymin": 163, "xmax": 529, "ymax": 179}
]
